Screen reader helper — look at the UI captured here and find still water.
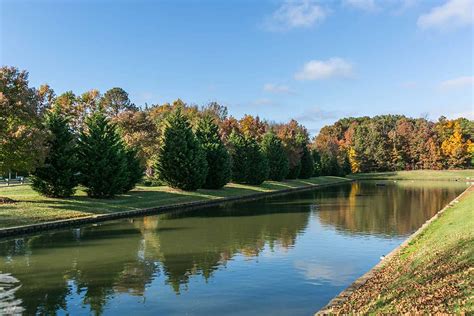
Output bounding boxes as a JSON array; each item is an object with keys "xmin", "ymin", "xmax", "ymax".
[{"xmin": 0, "ymin": 181, "xmax": 468, "ymax": 315}]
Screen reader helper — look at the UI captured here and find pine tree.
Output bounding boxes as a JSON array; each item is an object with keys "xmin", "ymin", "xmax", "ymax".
[
  {"xmin": 298, "ymin": 145, "xmax": 314, "ymax": 179},
  {"xmin": 122, "ymin": 146, "xmax": 144, "ymax": 192},
  {"xmin": 228, "ymin": 131, "xmax": 268, "ymax": 185},
  {"xmin": 154, "ymin": 108, "xmax": 208, "ymax": 191},
  {"xmin": 195, "ymin": 116, "xmax": 231, "ymax": 189},
  {"xmin": 77, "ymin": 112, "xmax": 128, "ymax": 198},
  {"xmin": 320, "ymin": 152, "xmax": 339, "ymax": 176},
  {"xmin": 31, "ymin": 108, "xmax": 79, "ymax": 197},
  {"xmin": 261, "ymin": 131, "xmax": 289, "ymax": 181},
  {"xmin": 311, "ymin": 149, "xmax": 322, "ymax": 177},
  {"xmin": 337, "ymin": 150, "xmax": 352, "ymax": 176},
  {"xmin": 286, "ymin": 161, "xmax": 301, "ymax": 179}
]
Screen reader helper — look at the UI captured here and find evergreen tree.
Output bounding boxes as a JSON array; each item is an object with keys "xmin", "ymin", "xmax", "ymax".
[
  {"xmin": 286, "ymin": 161, "xmax": 301, "ymax": 179},
  {"xmin": 195, "ymin": 116, "xmax": 231, "ymax": 189},
  {"xmin": 311, "ymin": 149, "xmax": 322, "ymax": 177},
  {"xmin": 77, "ymin": 112, "xmax": 128, "ymax": 198},
  {"xmin": 337, "ymin": 150, "xmax": 352, "ymax": 176},
  {"xmin": 122, "ymin": 146, "xmax": 144, "ymax": 192},
  {"xmin": 260, "ymin": 131, "xmax": 289, "ymax": 181},
  {"xmin": 228, "ymin": 132, "xmax": 268, "ymax": 185},
  {"xmin": 298, "ymin": 145, "xmax": 314, "ymax": 179},
  {"xmin": 154, "ymin": 108, "xmax": 208, "ymax": 191},
  {"xmin": 320, "ymin": 152, "xmax": 339, "ymax": 176},
  {"xmin": 31, "ymin": 108, "xmax": 79, "ymax": 197}
]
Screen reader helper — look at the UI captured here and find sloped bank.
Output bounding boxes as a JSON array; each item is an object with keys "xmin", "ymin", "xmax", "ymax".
[
  {"xmin": 316, "ymin": 184, "xmax": 473, "ymax": 315},
  {"xmin": 0, "ymin": 177, "xmax": 351, "ymax": 239}
]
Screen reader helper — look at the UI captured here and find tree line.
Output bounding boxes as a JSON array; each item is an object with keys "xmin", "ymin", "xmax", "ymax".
[
  {"xmin": 313, "ymin": 115, "xmax": 473, "ymax": 173},
  {"xmin": 1, "ymin": 66, "xmax": 316, "ymax": 197},
  {"xmin": 1, "ymin": 66, "xmax": 472, "ymax": 199}
]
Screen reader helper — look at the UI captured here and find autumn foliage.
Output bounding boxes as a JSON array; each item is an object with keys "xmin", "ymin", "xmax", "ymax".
[
  {"xmin": 312, "ymin": 115, "xmax": 473, "ymax": 173},
  {"xmin": 2, "ymin": 66, "xmax": 473, "ymax": 199}
]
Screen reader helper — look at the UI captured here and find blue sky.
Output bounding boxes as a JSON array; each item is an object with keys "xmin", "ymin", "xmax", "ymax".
[{"xmin": 1, "ymin": 0, "xmax": 473, "ymax": 135}]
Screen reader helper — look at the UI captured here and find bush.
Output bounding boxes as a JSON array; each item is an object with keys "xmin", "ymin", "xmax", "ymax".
[
  {"xmin": 299, "ymin": 145, "xmax": 314, "ymax": 179},
  {"xmin": 228, "ymin": 132, "xmax": 268, "ymax": 185},
  {"xmin": 154, "ymin": 108, "xmax": 208, "ymax": 191},
  {"xmin": 77, "ymin": 112, "xmax": 129, "ymax": 198},
  {"xmin": 195, "ymin": 116, "xmax": 231, "ymax": 189},
  {"xmin": 261, "ymin": 131, "xmax": 288, "ymax": 181},
  {"xmin": 31, "ymin": 109, "xmax": 79, "ymax": 197}
]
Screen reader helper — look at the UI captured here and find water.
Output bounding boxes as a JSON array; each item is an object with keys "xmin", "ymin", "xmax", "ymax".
[{"xmin": 0, "ymin": 180, "xmax": 468, "ymax": 315}]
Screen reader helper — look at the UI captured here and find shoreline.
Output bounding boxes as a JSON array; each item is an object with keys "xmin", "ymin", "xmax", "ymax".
[
  {"xmin": 0, "ymin": 178, "xmax": 351, "ymax": 239},
  {"xmin": 315, "ymin": 183, "xmax": 473, "ymax": 315}
]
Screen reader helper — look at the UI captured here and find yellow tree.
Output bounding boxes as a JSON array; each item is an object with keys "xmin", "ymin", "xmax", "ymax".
[
  {"xmin": 348, "ymin": 147, "xmax": 361, "ymax": 173},
  {"xmin": 441, "ymin": 121, "xmax": 471, "ymax": 168}
]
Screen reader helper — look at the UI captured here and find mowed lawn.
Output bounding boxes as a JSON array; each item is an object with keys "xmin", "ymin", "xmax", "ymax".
[
  {"xmin": 0, "ymin": 176, "xmax": 349, "ymax": 228},
  {"xmin": 331, "ymin": 185, "xmax": 474, "ymax": 314},
  {"xmin": 348, "ymin": 169, "xmax": 474, "ymax": 181}
]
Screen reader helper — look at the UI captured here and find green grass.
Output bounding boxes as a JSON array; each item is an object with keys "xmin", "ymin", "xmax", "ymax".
[
  {"xmin": 332, "ymin": 185, "xmax": 474, "ymax": 314},
  {"xmin": 347, "ymin": 169, "xmax": 474, "ymax": 181},
  {"xmin": 0, "ymin": 176, "xmax": 349, "ymax": 228}
]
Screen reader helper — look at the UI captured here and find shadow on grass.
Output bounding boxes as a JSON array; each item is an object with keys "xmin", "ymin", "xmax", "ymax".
[{"xmin": 12, "ymin": 183, "xmax": 287, "ymax": 215}]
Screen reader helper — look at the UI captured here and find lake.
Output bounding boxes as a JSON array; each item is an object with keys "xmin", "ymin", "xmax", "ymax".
[{"xmin": 0, "ymin": 180, "xmax": 468, "ymax": 315}]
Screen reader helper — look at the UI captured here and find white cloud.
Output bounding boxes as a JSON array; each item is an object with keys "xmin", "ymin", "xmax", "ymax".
[
  {"xmin": 294, "ymin": 57, "xmax": 353, "ymax": 80},
  {"xmin": 440, "ymin": 76, "xmax": 474, "ymax": 89},
  {"xmin": 343, "ymin": 0, "xmax": 377, "ymax": 11},
  {"xmin": 417, "ymin": 0, "xmax": 474, "ymax": 30},
  {"xmin": 263, "ymin": 83, "xmax": 293, "ymax": 94},
  {"xmin": 264, "ymin": 0, "xmax": 327, "ymax": 31}
]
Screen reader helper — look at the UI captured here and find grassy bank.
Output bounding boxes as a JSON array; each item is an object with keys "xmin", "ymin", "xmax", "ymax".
[
  {"xmin": 348, "ymin": 169, "xmax": 474, "ymax": 181},
  {"xmin": 329, "ymin": 185, "xmax": 474, "ymax": 314},
  {"xmin": 0, "ymin": 176, "xmax": 349, "ymax": 228}
]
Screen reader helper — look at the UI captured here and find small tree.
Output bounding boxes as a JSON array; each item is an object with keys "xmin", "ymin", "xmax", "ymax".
[
  {"xmin": 228, "ymin": 132, "xmax": 268, "ymax": 185},
  {"xmin": 195, "ymin": 116, "xmax": 231, "ymax": 189},
  {"xmin": 154, "ymin": 108, "xmax": 208, "ymax": 191},
  {"xmin": 31, "ymin": 109, "xmax": 79, "ymax": 197},
  {"xmin": 77, "ymin": 112, "xmax": 128, "ymax": 198},
  {"xmin": 261, "ymin": 131, "xmax": 288, "ymax": 181},
  {"xmin": 299, "ymin": 145, "xmax": 314, "ymax": 179}
]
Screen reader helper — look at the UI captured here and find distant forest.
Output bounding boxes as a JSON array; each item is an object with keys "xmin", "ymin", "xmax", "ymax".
[{"xmin": 313, "ymin": 115, "xmax": 473, "ymax": 174}]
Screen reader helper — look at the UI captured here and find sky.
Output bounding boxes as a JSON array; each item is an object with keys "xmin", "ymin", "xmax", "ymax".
[{"xmin": 1, "ymin": 0, "xmax": 473, "ymax": 135}]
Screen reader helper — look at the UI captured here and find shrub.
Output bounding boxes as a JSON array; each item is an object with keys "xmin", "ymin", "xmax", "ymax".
[
  {"xmin": 77, "ymin": 112, "xmax": 128, "ymax": 198},
  {"xmin": 31, "ymin": 109, "xmax": 79, "ymax": 197},
  {"xmin": 261, "ymin": 131, "xmax": 288, "ymax": 181},
  {"xmin": 154, "ymin": 108, "xmax": 208, "ymax": 191},
  {"xmin": 195, "ymin": 116, "xmax": 231, "ymax": 189}
]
